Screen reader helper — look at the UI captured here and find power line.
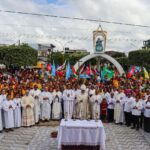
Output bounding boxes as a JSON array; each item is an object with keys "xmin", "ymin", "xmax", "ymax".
[
  {"xmin": 0, "ymin": 9, "xmax": 150, "ymax": 28},
  {"xmin": 0, "ymin": 23, "xmax": 150, "ymax": 34}
]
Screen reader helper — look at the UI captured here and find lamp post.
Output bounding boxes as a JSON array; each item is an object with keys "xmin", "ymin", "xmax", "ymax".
[
  {"xmin": 48, "ymin": 44, "xmax": 55, "ymax": 63},
  {"xmin": 54, "ymin": 40, "xmax": 73, "ymax": 62}
]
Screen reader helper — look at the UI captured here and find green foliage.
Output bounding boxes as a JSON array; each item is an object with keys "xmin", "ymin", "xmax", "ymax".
[
  {"xmin": 129, "ymin": 49, "xmax": 150, "ymax": 70},
  {"xmin": 64, "ymin": 52, "xmax": 88, "ymax": 65},
  {"xmin": 0, "ymin": 44, "xmax": 37, "ymax": 67},
  {"xmin": 116, "ymin": 57, "xmax": 129, "ymax": 71},
  {"xmin": 51, "ymin": 52, "xmax": 64, "ymax": 65}
]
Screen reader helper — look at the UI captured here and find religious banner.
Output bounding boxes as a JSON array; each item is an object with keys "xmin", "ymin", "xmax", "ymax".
[{"xmin": 93, "ymin": 27, "xmax": 107, "ymax": 53}]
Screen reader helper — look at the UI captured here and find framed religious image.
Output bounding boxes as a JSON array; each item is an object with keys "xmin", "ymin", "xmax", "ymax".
[{"xmin": 93, "ymin": 29, "xmax": 107, "ymax": 53}]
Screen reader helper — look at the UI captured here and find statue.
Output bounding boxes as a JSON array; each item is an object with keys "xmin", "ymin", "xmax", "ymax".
[{"xmin": 95, "ymin": 38, "xmax": 103, "ymax": 52}]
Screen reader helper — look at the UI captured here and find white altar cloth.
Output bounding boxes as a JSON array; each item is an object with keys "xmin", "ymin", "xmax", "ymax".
[{"xmin": 57, "ymin": 119, "xmax": 106, "ymax": 150}]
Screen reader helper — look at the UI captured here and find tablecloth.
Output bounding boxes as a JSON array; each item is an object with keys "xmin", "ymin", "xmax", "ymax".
[{"xmin": 57, "ymin": 119, "xmax": 106, "ymax": 150}]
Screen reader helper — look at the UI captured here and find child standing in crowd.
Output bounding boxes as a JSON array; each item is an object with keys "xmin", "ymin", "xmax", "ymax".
[{"xmin": 100, "ymin": 98, "xmax": 108, "ymax": 122}]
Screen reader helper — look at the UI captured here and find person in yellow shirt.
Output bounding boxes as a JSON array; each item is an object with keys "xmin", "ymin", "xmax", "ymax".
[{"xmin": 113, "ymin": 79, "xmax": 119, "ymax": 88}]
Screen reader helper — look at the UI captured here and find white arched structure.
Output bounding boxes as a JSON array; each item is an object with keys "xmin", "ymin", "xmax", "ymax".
[{"xmin": 74, "ymin": 53, "xmax": 125, "ymax": 75}]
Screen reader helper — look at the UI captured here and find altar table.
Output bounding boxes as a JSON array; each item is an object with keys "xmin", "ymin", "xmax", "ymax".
[{"xmin": 57, "ymin": 119, "xmax": 106, "ymax": 150}]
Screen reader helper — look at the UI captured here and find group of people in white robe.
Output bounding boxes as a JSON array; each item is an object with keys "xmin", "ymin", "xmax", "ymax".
[
  {"xmin": 0, "ymin": 84, "xmax": 150, "ymax": 133},
  {"xmin": 0, "ymin": 85, "xmax": 63, "ymax": 132}
]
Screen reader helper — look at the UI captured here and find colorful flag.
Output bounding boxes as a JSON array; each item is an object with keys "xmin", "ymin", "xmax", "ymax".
[
  {"xmin": 107, "ymin": 70, "xmax": 115, "ymax": 79},
  {"xmin": 79, "ymin": 65, "xmax": 85, "ymax": 74},
  {"xmin": 66, "ymin": 62, "xmax": 72, "ymax": 80},
  {"xmin": 79, "ymin": 74, "xmax": 91, "ymax": 79},
  {"xmin": 46, "ymin": 63, "xmax": 51, "ymax": 71},
  {"xmin": 127, "ymin": 66, "xmax": 135, "ymax": 78},
  {"xmin": 86, "ymin": 65, "xmax": 91, "ymax": 75},
  {"xmin": 143, "ymin": 67, "xmax": 149, "ymax": 79},
  {"xmin": 72, "ymin": 66, "xmax": 78, "ymax": 79},
  {"xmin": 56, "ymin": 60, "xmax": 66, "ymax": 71},
  {"xmin": 51, "ymin": 61, "xmax": 56, "ymax": 76}
]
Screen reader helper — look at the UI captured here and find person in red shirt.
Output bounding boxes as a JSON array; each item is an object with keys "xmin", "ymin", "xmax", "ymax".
[{"xmin": 100, "ymin": 98, "xmax": 108, "ymax": 122}]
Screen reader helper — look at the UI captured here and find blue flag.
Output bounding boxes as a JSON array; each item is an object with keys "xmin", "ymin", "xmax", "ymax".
[
  {"xmin": 51, "ymin": 61, "xmax": 56, "ymax": 76},
  {"xmin": 66, "ymin": 62, "xmax": 72, "ymax": 80}
]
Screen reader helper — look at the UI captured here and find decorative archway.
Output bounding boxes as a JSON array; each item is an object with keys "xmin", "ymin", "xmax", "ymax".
[{"xmin": 74, "ymin": 53, "xmax": 125, "ymax": 75}]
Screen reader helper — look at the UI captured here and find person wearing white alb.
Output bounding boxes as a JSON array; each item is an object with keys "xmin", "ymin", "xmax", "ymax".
[
  {"xmin": 3, "ymin": 95, "xmax": 15, "ymax": 132},
  {"xmin": 91, "ymin": 90, "xmax": 102, "ymax": 119},
  {"xmin": 124, "ymin": 93, "xmax": 134, "ymax": 127},
  {"xmin": 13, "ymin": 93, "xmax": 22, "ymax": 128},
  {"xmin": 63, "ymin": 84, "xmax": 75, "ymax": 119},
  {"xmin": 0, "ymin": 93, "xmax": 4, "ymax": 132},
  {"xmin": 144, "ymin": 96, "xmax": 150, "ymax": 132},
  {"xmin": 114, "ymin": 89, "xmax": 125, "ymax": 124},
  {"xmin": 131, "ymin": 95, "xmax": 143, "ymax": 130},
  {"xmin": 29, "ymin": 85, "xmax": 41, "ymax": 124},
  {"xmin": 40, "ymin": 87, "xmax": 53, "ymax": 121}
]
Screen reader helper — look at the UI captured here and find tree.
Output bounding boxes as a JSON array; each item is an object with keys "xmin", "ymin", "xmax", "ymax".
[
  {"xmin": 129, "ymin": 49, "xmax": 150, "ymax": 71},
  {"xmin": 0, "ymin": 44, "xmax": 37, "ymax": 67}
]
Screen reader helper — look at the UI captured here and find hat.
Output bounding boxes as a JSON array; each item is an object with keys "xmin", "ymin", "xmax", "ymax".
[
  {"xmin": 81, "ymin": 84, "xmax": 86, "ymax": 91},
  {"xmin": 89, "ymin": 90, "xmax": 95, "ymax": 95}
]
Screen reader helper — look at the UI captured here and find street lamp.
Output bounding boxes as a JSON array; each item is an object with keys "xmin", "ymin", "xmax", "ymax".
[
  {"xmin": 54, "ymin": 39, "xmax": 73, "ymax": 62},
  {"xmin": 54, "ymin": 39, "xmax": 73, "ymax": 53}
]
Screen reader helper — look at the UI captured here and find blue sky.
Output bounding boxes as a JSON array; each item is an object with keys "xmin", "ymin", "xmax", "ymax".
[
  {"xmin": 34, "ymin": 0, "xmax": 62, "ymax": 4},
  {"xmin": 47, "ymin": 0, "xmax": 57, "ymax": 3}
]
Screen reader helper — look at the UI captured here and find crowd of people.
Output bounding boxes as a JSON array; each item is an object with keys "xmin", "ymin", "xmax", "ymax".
[{"xmin": 0, "ymin": 68, "xmax": 150, "ymax": 133}]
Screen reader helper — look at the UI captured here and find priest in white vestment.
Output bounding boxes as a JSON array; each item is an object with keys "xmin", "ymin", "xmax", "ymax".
[
  {"xmin": 91, "ymin": 90, "xmax": 102, "ymax": 119},
  {"xmin": 76, "ymin": 84, "xmax": 90, "ymax": 119},
  {"xmin": 21, "ymin": 91, "xmax": 35, "ymax": 127},
  {"xmin": 3, "ymin": 95, "xmax": 15, "ymax": 131},
  {"xmin": 40, "ymin": 87, "xmax": 53, "ymax": 121},
  {"xmin": 0, "ymin": 94, "xmax": 4, "ymax": 132},
  {"xmin": 52, "ymin": 95, "xmax": 62, "ymax": 120},
  {"xmin": 114, "ymin": 90, "xmax": 125, "ymax": 124},
  {"xmin": 29, "ymin": 85, "xmax": 41, "ymax": 124},
  {"xmin": 63, "ymin": 84, "xmax": 75, "ymax": 119},
  {"xmin": 73, "ymin": 85, "xmax": 81, "ymax": 115},
  {"xmin": 13, "ymin": 94, "xmax": 22, "ymax": 128}
]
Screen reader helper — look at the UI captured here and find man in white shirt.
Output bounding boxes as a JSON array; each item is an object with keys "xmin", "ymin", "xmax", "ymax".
[
  {"xmin": 107, "ymin": 93, "xmax": 115, "ymax": 122},
  {"xmin": 131, "ymin": 95, "xmax": 143, "ymax": 130},
  {"xmin": 124, "ymin": 93, "xmax": 133, "ymax": 127},
  {"xmin": 144, "ymin": 96, "xmax": 150, "ymax": 132}
]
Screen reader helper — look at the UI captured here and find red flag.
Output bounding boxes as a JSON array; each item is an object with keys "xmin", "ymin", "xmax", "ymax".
[
  {"xmin": 86, "ymin": 65, "xmax": 91, "ymax": 75},
  {"xmin": 56, "ymin": 70, "xmax": 65, "ymax": 77},
  {"xmin": 79, "ymin": 65, "xmax": 85, "ymax": 74},
  {"xmin": 91, "ymin": 65, "xmax": 96, "ymax": 75},
  {"xmin": 72, "ymin": 66, "xmax": 76, "ymax": 74},
  {"xmin": 127, "ymin": 66, "xmax": 135, "ymax": 78},
  {"xmin": 114, "ymin": 68, "xmax": 119, "ymax": 77},
  {"xmin": 47, "ymin": 64, "xmax": 51, "ymax": 71}
]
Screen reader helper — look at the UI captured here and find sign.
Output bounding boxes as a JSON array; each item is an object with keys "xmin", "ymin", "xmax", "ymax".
[{"xmin": 93, "ymin": 27, "xmax": 107, "ymax": 53}]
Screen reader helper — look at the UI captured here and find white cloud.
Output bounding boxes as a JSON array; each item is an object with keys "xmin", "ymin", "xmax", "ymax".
[{"xmin": 0, "ymin": 0, "xmax": 149, "ymax": 53}]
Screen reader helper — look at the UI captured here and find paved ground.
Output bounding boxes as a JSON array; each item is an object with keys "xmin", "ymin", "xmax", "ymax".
[{"xmin": 0, "ymin": 122, "xmax": 150, "ymax": 150}]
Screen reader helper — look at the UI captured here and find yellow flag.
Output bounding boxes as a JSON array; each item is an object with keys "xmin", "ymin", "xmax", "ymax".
[{"xmin": 143, "ymin": 67, "xmax": 149, "ymax": 79}]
